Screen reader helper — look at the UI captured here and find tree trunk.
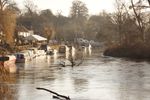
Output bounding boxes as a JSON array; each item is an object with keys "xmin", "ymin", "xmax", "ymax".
[
  {"xmin": 2, "ymin": 11, "xmax": 16, "ymax": 46},
  {"xmin": 147, "ymin": 0, "xmax": 150, "ymax": 6},
  {"xmin": 131, "ymin": 0, "xmax": 145, "ymax": 42}
]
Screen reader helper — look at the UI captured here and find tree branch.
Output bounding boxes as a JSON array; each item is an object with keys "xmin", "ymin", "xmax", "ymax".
[
  {"xmin": 130, "ymin": 0, "xmax": 144, "ymax": 41},
  {"xmin": 36, "ymin": 87, "xmax": 71, "ymax": 100},
  {"xmin": 147, "ymin": 0, "xmax": 150, "ymax": 6}
]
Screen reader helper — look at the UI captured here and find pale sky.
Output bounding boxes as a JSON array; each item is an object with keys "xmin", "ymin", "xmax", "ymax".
[{"xmin": 15, "ymin": 0, "xmax": 115, "ymax": 16}]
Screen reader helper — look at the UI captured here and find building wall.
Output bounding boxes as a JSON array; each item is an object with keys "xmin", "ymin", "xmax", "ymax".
[{"xmin": 18, "ymin": 31, "xmax": 34, "ymax": 37}]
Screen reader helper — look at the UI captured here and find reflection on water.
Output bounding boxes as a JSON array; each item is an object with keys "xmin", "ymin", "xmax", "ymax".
[
  {"xmin": 73, "ymin": 78, "xmax": 88, "ymax": 92},
  {"xmin": 116, "ymin": 61, "xmax": 149, "ymax": 100},
  {"xmin": 84, "ymin": 47, "xmax": 87, "ymax": 54},
  {"xmin": 2, "ymin": 50, "xmax": 150, "ymax": 100},
  {"xmin": 0, "ymin": 70, "xmax": 17, "ymax": 100},
  {"xmin": 72, "ymin": 46, "xmax": 76, "ymax": 58},
  {"xmin": 53, "ymin": 49, "xmax": 58, "ymax": 64},
  {"xmin": 66, "ymin": 50, "xmax": 70, "ymax": 59},
  {"xmin": 88, "ymin": 44, "xmax": 92, "ymax": 55},
  {"xmin": 65, "ymin": 46, "xmax": 76, "ymax": 60},
  {"xmin": 8, "ymin": 64, "xmax": 17, "ymax": 73}
]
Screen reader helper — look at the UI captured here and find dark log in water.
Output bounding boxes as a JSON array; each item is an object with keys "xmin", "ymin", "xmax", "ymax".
[{"xmin": 36, "ymin": 87, "xmax": 71, "ymax": 100}]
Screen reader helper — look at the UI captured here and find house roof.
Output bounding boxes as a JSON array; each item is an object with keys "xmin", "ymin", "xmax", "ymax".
[
  {"xmin": 0, "ymin": 25, "xmax": 29, "ymax": 32},
  {"xmin": 25, "ymin": 34, "xmax": 47, "ymax": 41},
  {"xmin": 16, "ymin": 26, "xmax": 29, "ymax": 32}
]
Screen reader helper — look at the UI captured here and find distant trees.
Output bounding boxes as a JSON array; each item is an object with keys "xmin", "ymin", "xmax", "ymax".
[
  {"xmin": 70, "ymin": 0, "xmax": 88, "ymax": 19},
  {"xmin": 43, "ymin": 26, "xmax": 54, "ymax": 43},
  {"xmin": 24, "ymin": 0, "xmax": 37, "ymax": 16},
  {"xmin": 130, "ymin": 0, "xmax": 146, "ymax": 42},
  {"xmin": 85, "ymin": 12, "xmax": 116, "ymax": 42},
  {"xmin": 53, "ymin": 12, "xmax": 69, "ymax": 41},
  {"xmin": 113, "ymin": 0, "xmax": 126, "ymax": 44},
  {"xmin": 112, "ymin": 0, "xmax": 137, "ymax": 45},
  {"xmin": 103, "ymin": 0, "xmax": 150, "ymax": 58},
  {"xmin": 4, "ymin": 0, "xmax": 150, "ymax": 48},
  {"xmin": 39, "ymin": 9, "xmax": 55, "ymax": 41},
  {"xmin": 111, "ymin": 0, "xmax": 150, "ymax": 45},
  {"xmin": 69, "ymin": 0, "xmax": 88, "ymax": 40},
  {"xmin": 40, "ymin": 9, "xmax": 54, "ymax": 22},
  {"xmin": 17, "ymin": 0, "xmax": 39, "ymax": 30}
]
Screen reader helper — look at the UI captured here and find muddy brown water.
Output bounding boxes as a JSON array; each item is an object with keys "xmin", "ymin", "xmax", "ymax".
[{"xmin": 0, "ymin": 50, "xmax": 150, "ymax": 100}]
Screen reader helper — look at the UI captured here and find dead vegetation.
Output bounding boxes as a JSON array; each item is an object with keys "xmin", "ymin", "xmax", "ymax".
[
  {"xmin": 59, "ymin": 48, "xmax": 84, "ymax": 67},
  {"xmin": 104, "ymin": 42, "xmax": 150, "ymax": 59}
]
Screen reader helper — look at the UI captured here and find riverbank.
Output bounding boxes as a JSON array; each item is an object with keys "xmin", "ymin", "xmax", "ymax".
[
  {"xmin": 103, "ymin": 43, "xmax": 150, "ymax": 59},
  {"xmin": 0, "ymin": 44, "xmax": 32, "ymax": 54}
]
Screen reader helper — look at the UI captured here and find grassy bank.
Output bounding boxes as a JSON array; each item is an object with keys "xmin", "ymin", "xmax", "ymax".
[{"xmin": 103, "ymin": 43, "xmax": 150, "ymax": 59}]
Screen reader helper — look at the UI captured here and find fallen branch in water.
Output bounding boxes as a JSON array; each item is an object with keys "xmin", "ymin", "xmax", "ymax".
[
  {"xmin": 59, "ymin": 57, "xmax": 84, "ymax": 67},
  {"xmin": 59, "ymin": 61, "xmax": 66, "ymax": 67},
  {"xmin": 36, "ymin": 87, "xmax": 71, "ymax": 100}
]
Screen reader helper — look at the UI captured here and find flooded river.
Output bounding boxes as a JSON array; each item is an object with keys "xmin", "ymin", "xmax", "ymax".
[{"xmin": 1, "ymin": 49, "xmax": 150, "ymax": 100}]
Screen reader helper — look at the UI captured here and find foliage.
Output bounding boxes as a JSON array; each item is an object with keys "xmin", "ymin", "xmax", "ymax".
[
  {"xmin": 103, "ymin": 0, "xmax": 150, "ymax": 58},
  {"xmin": 104, "ymin": 42, "xmax": 150, "ymax": 59},
  {"xmin": 0, "ymin": 0, "xmax": 17, "ymax": 46},
  {"xmin": 1, "ymin": 10, "xmax": 16, "ymax": 45}
]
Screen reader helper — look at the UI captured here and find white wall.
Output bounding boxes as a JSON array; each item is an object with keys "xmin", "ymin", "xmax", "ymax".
[{"xmin": 18, "ymin": 31, "xmax": 34, "ymax": 37}]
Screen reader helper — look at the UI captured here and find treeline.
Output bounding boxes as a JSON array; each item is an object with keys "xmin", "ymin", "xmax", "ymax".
[
  {"xmin": 0, "ymin": 0, "xmax": 118, "ymax": 46},
  {"xmin": 104, "ymin": 0, "xmax": 150, "ymax": 59},
  {"xmin": 1, "ymin": 0, "xmax": 150, "ymax": 55}
]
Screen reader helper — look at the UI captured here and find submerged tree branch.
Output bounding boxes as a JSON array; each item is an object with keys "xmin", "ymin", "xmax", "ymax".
[{"xmin": 36, "ymin": 87, "xmax": 71, "ymax": 100}]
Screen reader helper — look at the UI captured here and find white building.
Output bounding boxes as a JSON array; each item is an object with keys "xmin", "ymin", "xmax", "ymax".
[
  {"xmin": 18, "ymin": 30, "xmax": 34, "ymax": 37},
  {"xmin": 17, "ymin": 26, "xmax": 34, "ymax": 37}
]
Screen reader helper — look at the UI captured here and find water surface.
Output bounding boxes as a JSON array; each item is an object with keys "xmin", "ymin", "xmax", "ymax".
[{"xmin": 1, "ymin": 50, "xmax": 150, "ymax": 100}]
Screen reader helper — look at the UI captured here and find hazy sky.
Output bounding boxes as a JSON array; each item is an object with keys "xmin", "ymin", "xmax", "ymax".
[{"xmin": 16, "ymin": 0, "xmax": 115, "ymax": 16}]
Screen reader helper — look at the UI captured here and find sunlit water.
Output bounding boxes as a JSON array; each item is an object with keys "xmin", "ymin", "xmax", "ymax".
[{"xmin": 1, "ymin": 48, "xmax": 150, "ymax": 100}]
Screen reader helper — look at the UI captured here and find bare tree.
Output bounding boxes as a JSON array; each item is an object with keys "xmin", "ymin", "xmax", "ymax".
[
  {"xmin": 1, "ymin": 10, "xmax": 16, "ymax": 45},
  {"xmin": 115, "ymin": 0, "xmax": 124, "ymax": 43},
  {"xmin": 43, "ymin": 26, "xmax": 55, "ymax": 43},
  {"xmin": 112, "ymin": 0, "xmax": 143, "ymax": 45},
  {"xmin": 113, "ymin": 0, "xmax": 130, "ymax": 44},
  {"xmin": 147, "ymin": 0, "xmax": 150, "ymax": 5},
  {"xmin": 130, "ymin": 0, "xmax": 148, "ymax": 42},
  {"xmin": 0, "ymin": 0, "xmax": 17, "ymax": 46},
  {"xmin": 69, "ymin": 0, "xmax": 88, "ymax": 40},
  {"xmin": 24, "ymin": 0, "xmax": 37, "ymax": 16},
  {"xmin": 70, "ymin": 0, "xmax": 88, "ymax": 19},
  {"xmin": 0, "ymin": 0, "xmax": 9, "ymax": 11}
]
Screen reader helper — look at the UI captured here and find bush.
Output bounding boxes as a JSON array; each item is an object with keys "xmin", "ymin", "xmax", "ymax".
[{"xmin": 103, "ymin": 42, "xmax": 150, "ymax": 59}]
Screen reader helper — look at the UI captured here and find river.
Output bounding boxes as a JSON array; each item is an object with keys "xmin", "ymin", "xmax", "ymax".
[{"xmin": 0, "ymin": 48, "xmax": 150, "ymax": 100}]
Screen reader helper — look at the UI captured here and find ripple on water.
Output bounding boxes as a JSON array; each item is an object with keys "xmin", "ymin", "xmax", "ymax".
[{"xmin": 2, "ymin": 52, "xmax": 150, "ymax": 100}]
